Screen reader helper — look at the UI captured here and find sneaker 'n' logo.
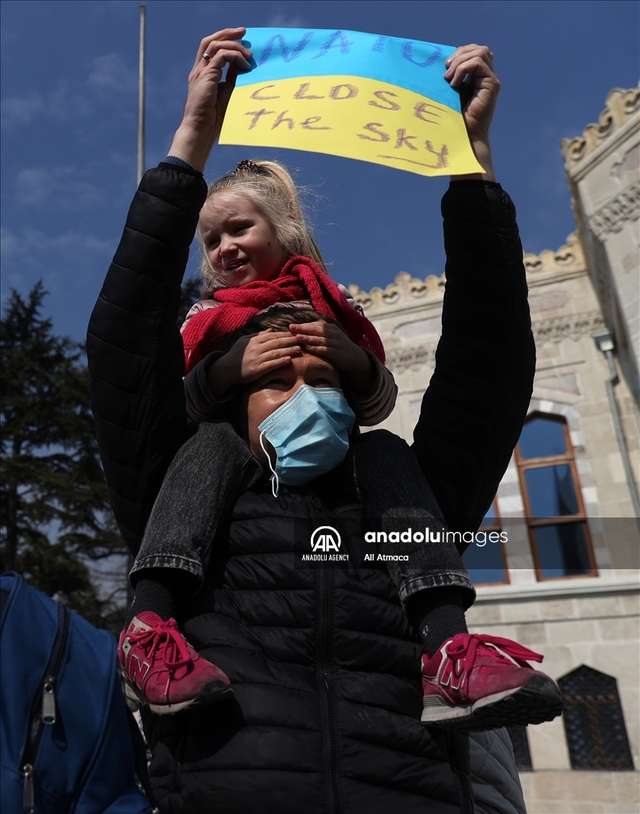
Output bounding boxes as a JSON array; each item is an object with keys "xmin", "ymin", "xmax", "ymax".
[
  {"xmin": 130, "ymin": 653, "xmax": 152, "ymax": 682},
  {"xmin": 431, "ymin": 640, "xmax": 464, "ymax": 692}
]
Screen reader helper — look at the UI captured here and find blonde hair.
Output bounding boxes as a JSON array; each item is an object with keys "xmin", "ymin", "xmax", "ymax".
[{"xmin": 196, "ymin": 159, "xmax": 326, "ymax": 293}]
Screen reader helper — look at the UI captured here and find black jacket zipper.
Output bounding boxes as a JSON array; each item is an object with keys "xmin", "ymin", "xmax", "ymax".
[
  {"xmin": 312, "ymin": 492, "xmax": 340, "ymax": 814},
  {"xmin": 20, "ymin": 602, "xmax": 70, "ymax": 812}
]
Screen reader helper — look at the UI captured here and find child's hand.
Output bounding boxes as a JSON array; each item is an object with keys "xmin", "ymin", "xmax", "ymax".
[
  {"xmin": 212, "ymin": 331, "xmax": 302, "ymax": 395},
  {"xmin": 288, "ymin": 322, "xmax": 372, "ymax": 394}
]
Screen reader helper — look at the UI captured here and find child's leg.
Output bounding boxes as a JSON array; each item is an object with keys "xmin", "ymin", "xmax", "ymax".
[
  {"xmin": 127, "ymin": 420, "xmax": 260, "ymax": 620},
  {"xmin": 353, "ymin": 430, "xmax": 562, "ymax": 731},
  {"xmin": 120, "ymin": 421, "xmax": 260, "ymax": 714},
  {"xmin": 128, "ymin": 569, "xmax": 194, "ymax": 624},
  {"xmin": 353, "ymin": 430, "xmax": 475, "ymax": 651},
  {"xmin": 405, "ymin": 586, "xmax": 468, "ymax": 655}
]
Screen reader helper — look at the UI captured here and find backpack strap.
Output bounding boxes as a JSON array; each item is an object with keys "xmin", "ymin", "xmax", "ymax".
[{"xmin": 125, "ymin": 707, "xmax": 157, "ymax": 808}]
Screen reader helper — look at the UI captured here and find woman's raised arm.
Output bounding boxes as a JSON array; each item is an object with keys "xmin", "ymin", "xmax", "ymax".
[
  {"xmin": 169, "ymin": 27, "xmax": 251, "ymax": 171},
  {"xmin": 86, "ymin": 29, "xmax": 251, "ymax": 554},
  {"xmin": 411, "ymin": 47, "xmax": 535, "ymax": 532}
]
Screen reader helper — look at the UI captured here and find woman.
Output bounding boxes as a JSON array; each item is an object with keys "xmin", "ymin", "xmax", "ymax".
[{"xmin": 88, "ymin": 28, "xmax": 533, "ymax": 813}]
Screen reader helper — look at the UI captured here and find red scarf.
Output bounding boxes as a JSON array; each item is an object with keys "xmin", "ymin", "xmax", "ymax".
[{"xmin": 181, "ymin": 256, "xmax": 385, "ymax": 373}]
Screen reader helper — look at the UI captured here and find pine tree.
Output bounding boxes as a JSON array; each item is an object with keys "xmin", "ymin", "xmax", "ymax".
[{"xmin": 0, "ymin": 283, "xmax": 126, "ymax": 629}]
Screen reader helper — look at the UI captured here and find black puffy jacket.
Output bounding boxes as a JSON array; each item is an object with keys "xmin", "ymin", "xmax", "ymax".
[{"xmin": 87, "ymin": 163, "xmax": 535, "ymax": 814}]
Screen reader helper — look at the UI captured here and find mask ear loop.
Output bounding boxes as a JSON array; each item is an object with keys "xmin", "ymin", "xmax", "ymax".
[{"xmin": 259, "ymin": 431, "xmax": 279, "ymax": 498}]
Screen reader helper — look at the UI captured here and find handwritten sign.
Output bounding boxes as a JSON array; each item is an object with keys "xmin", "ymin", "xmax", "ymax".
[{"xmin": 219, "ymin": 28, "xmax": 484, "ymax": 177}]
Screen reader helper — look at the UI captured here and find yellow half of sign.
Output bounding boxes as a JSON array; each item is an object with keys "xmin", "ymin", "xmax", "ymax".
[{"xmin": 219, "ymin": 74, "xmax": 484, "ymax": 177}]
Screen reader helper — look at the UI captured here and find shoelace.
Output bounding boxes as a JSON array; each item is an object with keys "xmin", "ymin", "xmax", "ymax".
[
  {"xmin": 446, "ymin": 633, "xmax": 543, "ymax": 681},
  {"xmin": 128, "ymin": 618, "xmax": 196, "ymax": 673}
]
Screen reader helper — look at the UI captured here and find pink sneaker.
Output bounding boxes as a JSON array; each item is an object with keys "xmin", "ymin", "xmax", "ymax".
[
  {"xmin": 118, "ymin": 612, "xmax": 231, "ymax": 715},
  {"xmin": 421, "ymin": 632, "xmax": 562, "ymax": 731}
]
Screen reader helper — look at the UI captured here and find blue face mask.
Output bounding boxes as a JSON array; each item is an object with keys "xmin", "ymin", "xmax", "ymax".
[{"xmin": 258, "ymin": 385, "xmax": 355, "ymax": 497}]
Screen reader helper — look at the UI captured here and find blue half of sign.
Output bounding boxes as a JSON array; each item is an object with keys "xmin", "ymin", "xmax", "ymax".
[{"xmin": 237, "ymin": 28, "xmax": 459, "ymax": 112}]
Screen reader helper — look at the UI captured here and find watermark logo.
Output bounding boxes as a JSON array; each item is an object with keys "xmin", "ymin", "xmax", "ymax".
[
  {"xmin": 363, "ymin": 527, "xmax": 508, "ymax": 547},
  {"xmin": 310, "ymin": 525, "xmax": 341, "ymax": 553},
  {"xmin": 301, "ymin": 525, "xmax": 349, "ymax": 562}
]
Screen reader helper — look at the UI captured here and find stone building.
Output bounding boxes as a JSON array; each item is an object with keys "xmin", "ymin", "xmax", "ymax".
[{"xmin": 349, "ymin": 87, "xmax": 640, "ymax": 814}]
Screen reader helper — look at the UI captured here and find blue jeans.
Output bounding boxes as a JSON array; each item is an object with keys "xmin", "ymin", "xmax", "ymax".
[
  {"xmin": 131, "ymin": 423, "xmax": 476, "ymax": 610},
  {"xmin": 130, "ymin": 422, "xmax": 260, "ymax": 583}
]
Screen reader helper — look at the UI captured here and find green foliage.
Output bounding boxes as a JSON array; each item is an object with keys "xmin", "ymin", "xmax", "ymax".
[{"xmin": 0, "ymin": 283, "xmax": 126, "ymax": 631}]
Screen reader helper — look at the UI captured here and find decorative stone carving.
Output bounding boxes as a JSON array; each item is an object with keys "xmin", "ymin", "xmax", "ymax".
[
  {"xmin": 384, "ymin": 311, "xmax": 605, "ymax": 375},
  {"xmin": 532, "ymin": 310, "xmax": 605, "ymax": 343},
  {"xmin": 589, "ymin": 181, "xmax": 640, "ymax": 240},
  {"xmin": 523, "ymin": 233, "xmax": 586, "ymax": 276},
  {"xmin": 560, "ymin": 86, "xmax": 640, "ymax": 170},
  {"xmin": 347, "ymin": 271, "xmax": 444, "ymax": 314},
  {"xmin": 385, "ymin": 343, "xmax": 436, "ymax": 373}
]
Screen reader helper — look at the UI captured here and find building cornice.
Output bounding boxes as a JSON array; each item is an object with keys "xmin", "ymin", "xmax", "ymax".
[
  {"xmin": 347, "ymin": 272, "xmax": 445, "ymax": 316},
  {"xmin": 476, "ymin": 577, "xmax": 639, "ymax": 603},
  {"xmin": 523, "ymin": 232, "xmax": 586, "ymax": 277},
  {"xmin": 560, "ymin": 86, "xmax": 640, "ymax": 170},
  {"xmin": 348, "ymin": 234, "xmax": 587, "ymax": 316}
]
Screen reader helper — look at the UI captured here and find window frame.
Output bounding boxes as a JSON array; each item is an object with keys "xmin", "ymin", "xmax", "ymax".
[
  {"xmin": 515, "ymin": 412, "xmax": 598, "ymax": 581},
  {"xmin": 559, "ymin": 665, "xmax": 635, "ymax": 771},
  {"xmin": 464, "ymin": 500, "xmax": 511, "ymax": 587}
]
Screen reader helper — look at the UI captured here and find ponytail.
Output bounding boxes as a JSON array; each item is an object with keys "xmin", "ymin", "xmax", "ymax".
[{"xmin": 196, "ymin": 159, "xmax": 327, "ymax": 293}]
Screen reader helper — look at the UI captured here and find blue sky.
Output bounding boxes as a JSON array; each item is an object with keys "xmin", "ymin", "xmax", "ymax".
[{"xmin": 2, "ymin": 0, "xmax": 638, "ymax": 342}]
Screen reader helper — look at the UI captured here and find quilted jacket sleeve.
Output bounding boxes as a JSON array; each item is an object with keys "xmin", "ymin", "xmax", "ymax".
[
  {"xmin": 412, "ymin": 180, "xmax": 535, "ymax": 533},
  {"xmin": 86, "ymin": 163, "xmax": 208, "ymax": 555}
]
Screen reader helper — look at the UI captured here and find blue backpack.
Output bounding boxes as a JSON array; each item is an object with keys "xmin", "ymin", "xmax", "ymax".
[{"xmin": 0, "ymin": 572, "xmax": 153, "ymax": 813}]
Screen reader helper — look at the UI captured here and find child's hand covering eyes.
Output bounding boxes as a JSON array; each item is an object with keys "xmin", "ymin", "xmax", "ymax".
[
  {"xmin": 209, "ymin": 331, "xmax": 302, "ymax": 396},
  {"xmin": 288, "ymin": 321, "xmax": 373, "ymax": 396}
]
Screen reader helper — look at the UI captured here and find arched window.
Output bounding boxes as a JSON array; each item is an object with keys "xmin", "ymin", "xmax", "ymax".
[
  {"xmin": 516, "ymin": 413, "xmax": 597, "ymax": 579},
  {"xmin": 463, "ymin": 501, "xmax": 509, "ymax": 584},
  {"xmin": 559, "ymin": 665, "xmax": 634, "ymax": 770},
  {"xmin": 507, "ymin": 725, "xmax": 533, "ymax": 771}
]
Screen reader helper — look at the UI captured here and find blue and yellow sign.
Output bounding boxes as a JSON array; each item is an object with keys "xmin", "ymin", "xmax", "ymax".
[{"xmin": 219, "ymin": 28, "xmax": 484, "ymax": 177}]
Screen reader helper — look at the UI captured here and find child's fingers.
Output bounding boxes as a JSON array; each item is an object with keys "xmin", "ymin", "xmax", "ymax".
[
  {"xmin": 255, "ymin": 330, "xmax": 298, "ymax": 344},
  {"xmin": 255, "ymin": 340, "xmax": 302, "ymax": 358},
  {"xmin": 255, "ymin": 329, "xmax": 286, "ymax": 338},
  {"xmin": 243, "ymin": 355, "xmax": 294, "ymax": 383},
  {"xmin": 258, "ymin": 334, "xmax": 301, "ymax": 349},
  {"xmin": 293, "ymin": 334, "xmax": 337, "ymax": 349},
  {"xmin": 256, "ymin": 355, "xmax": 294, "ymax": 371},
  {"xmin": 288, "ymin": 321, "xmax": 328, "ymax": 336},
  {"xmin": 257, "ymin": 346, "xmax": 302, "ymax": 362},
  {"xmin": 297, "ymin": 341, "xmax": 331, "ymax": 355}
]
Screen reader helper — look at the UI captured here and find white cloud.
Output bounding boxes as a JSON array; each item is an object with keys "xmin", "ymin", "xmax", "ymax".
[
  {"xmin": 87, "ymin": 52, "xmax": 137, "ymax": 93},
  {"xmin": 1, "ymin": 53, "xmax": 136, "ymax": 131},
  {"xmin": 1, "ymin": 226, "xmax": 111, "ymax": 263},
  {"xmin": 47, "ymin": 79, "xmax": 96, "ymax": 122},
  {"xmin": 266, "ymin": 10, "xmax": 313, "ymax": 29},
  {"xmin": 1, "ymin": 93, "xmax": 45, "ymax": 128},
  {"xmin": 15, "ymin": 166, "xmax": 103, "ymax": 208},
  {"xmin": 0, "ymin": 227, "xmax": 20, "ymax": 259}
]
